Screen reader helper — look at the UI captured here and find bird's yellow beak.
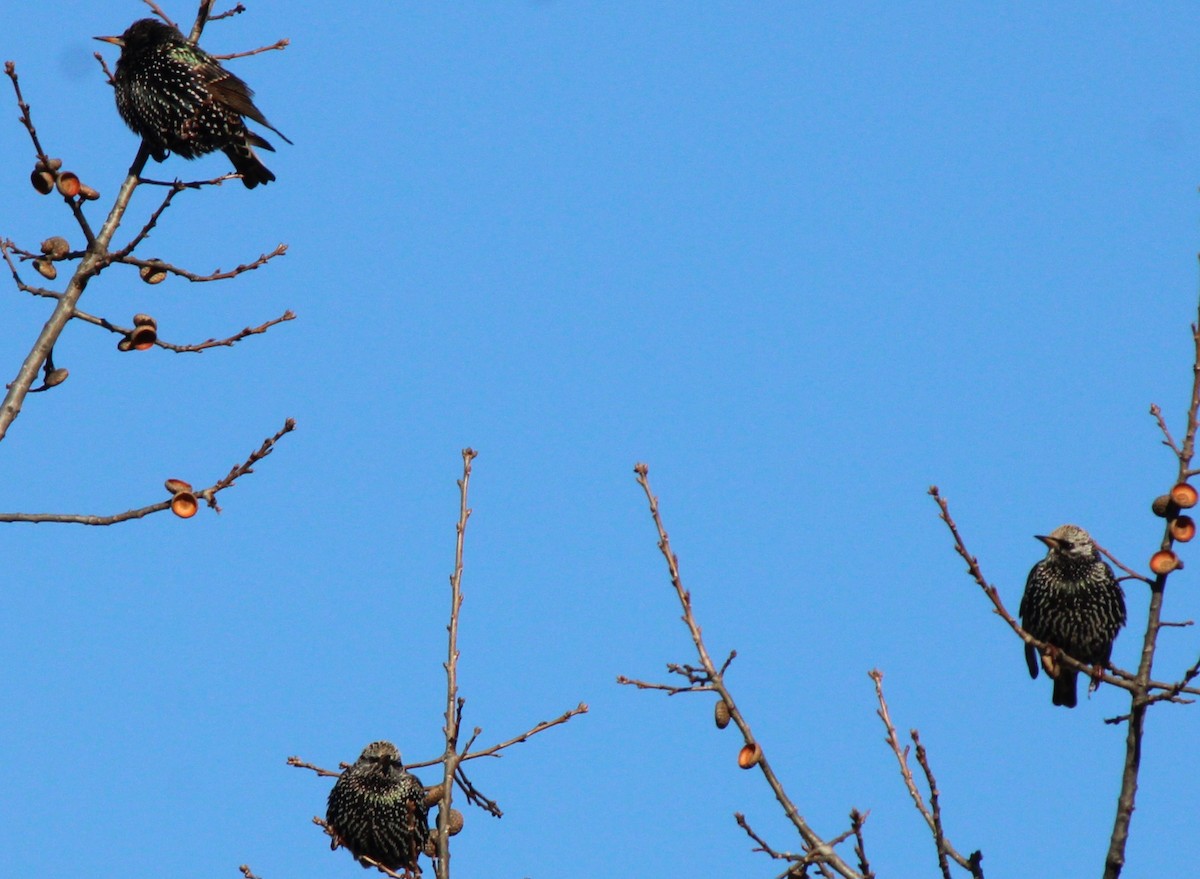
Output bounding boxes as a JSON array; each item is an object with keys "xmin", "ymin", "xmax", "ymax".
[
  {"xmin": 93, "ymin": 35, "xmax": 124, "ymax": 47},
  {"xmin": 1035, "ymin": 534, "xmax": 1058, "ymax": 549}
]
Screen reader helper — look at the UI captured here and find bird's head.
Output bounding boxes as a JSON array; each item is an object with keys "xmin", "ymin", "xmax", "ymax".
[
  {"xmin": 1035, "ymin": 523, "xmax": 1098, "ymax": 561},
  {"xmin": 357, "ymin": 740, "xmax": 401, "ymax": 769},
  {"xmin": 94, "ymin": 19, "xmax": 180, "ymax": 54}
]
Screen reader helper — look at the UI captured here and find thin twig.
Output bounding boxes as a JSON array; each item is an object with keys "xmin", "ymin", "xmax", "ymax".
[
  {"xmin": 71, "ymin": 308, "xmax": 297, "ymax": 354},
  {"xmin": 630, "ymin": 463, "xmax": 859, "ymax": 878},
  {"xmin": 614, "ymin": 674, "xmax": 712, "ymax": 695},
  {"xmin": 113, "ymin": 185, "xmax": 185, "ymax": 257},
  {"xmin": 458, "ymin": 703, "xmax": 589, "ymax": 762},
  {"xmin": 870, "ymin": 670, "xmax": 983, "ymax": 878},
  {"xmin": 0, "ymin": 418, "xmax": 295, "ymax": 524},
  {"xmin": 214, "ymin": 38, "xmax": 290, "ymax": 60},
  {"xmin": 202, "ymin": 418, "xmax": 296, "ymax": 513},
  {"xmin": 137, "ymin": 172, "xmax": 240, "ymax": 188},
  {"xmin": 437, "ymin": 448, "xmax": 476, "ymax": 879},
  {"xmin": 210, "ymin": 3, "xmax": 247, "ymax": 23},
  {"xmin": 1150, "ymin": 403, "xmax": 1182, "ymax": 457},
  {"xmin": 286, "ymin": 757, "xmax": 342, "ymax": 778},
  {"xmin": 1095, "ymin": 543, "xmax": 1154, "ymax": 586},
  {"xmin": 143, "ymin": 0, "xmax": 178, "ymax": 29},
  {"xmin": 116, "ymin": 244, "xmax": 288, "ymax": 283},
  {"xmin": 849, "ymin": 810, "xmax": 873, "ymax": 879}
]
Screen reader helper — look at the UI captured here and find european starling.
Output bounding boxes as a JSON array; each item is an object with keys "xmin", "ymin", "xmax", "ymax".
[
  {"xmin": 95, "ymin": 18, "xmax": 291, "ymax": 188},
  {"xmin": 1020, "ymin": 524, "xmax": 1127, "ymax": 708},
  {"xmin": 326, "ymin": 741, "xmax": 430, "ymax": 873}
]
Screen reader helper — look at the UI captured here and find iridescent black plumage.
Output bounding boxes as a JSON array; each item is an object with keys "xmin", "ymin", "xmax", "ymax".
[
  {"xmin": 95, "ymin": 18, "xmax": 291, "ymax": 188},
  {"xmin": 1020, "ymin": 524, "xmax": 1126, "ymax": 708},
  {"xmin": 327, "ymin": 741, "xmax": 429, "ymax": 873}
]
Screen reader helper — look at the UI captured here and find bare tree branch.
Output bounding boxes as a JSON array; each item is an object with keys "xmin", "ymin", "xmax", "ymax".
[
  {"xmin": 870, "ymin": 670, "xmax": 983, "ymax": 879},
  {"xmin": 627, "ymin": 463, "xmax": 861, "ymax": 878},
  {"xmin": 0, "ymin": 418, "xmax": 295, "ymax": 524}
]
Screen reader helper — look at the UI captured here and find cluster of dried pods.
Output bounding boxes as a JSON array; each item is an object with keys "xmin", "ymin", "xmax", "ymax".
[
  {"xmin": 164, "ymin": 477, "xmax": 197, "ymax": 519},
  {"xmin": 1150, "ymin": 482, "xmax": 1197, "ymax": 573},
  {"xmin": 116, "ymin": 313, "xmax": 158, "ymax": 351},
  {"xmin": 30, "ymin": 157, "xmax": 99, "ymax": 201},
  {"xmin": 712, "ymin": 698, "xmax": 763, "ymax": 769}
]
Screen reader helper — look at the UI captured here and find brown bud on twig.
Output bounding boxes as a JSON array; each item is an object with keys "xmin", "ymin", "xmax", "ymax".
[
  {"xmin": 78, "ymin": 184, "xmax": 100, "ymax": 200},
  {"xmin": 30, "ymin": 169, "xmax": 54, "ymax": 194},
  {"xmin": 714, "ymin": 699, "xmax": 731, "ymax": 729},
  {"xmin": 170, "ymin": 491, "xmax": 199, "ymax": 519},
  {"xmin": 116, "ymin": 337, "xmax": 133, "ymax": 352},
  {"xmin": 422, "ymin": 837, "xmax": 438, "ymax": 859},
  {"xmin": 1152, "ymin": 495, "xmax": 1175, "ymax": 518},
  {"xmin": 1171, "ymin": 516, "xmax": 1196, "ymax": 543},
  {"xmin": 40, "ymin": 236, "xmax": 69, "ymax": 259},
  {"xmin": 1171, "ymin": 483, "xmax": 1198, "ymax": 509},
  {"xmin": 129, "ymin": 325, "xmax": 157, "ymax": 350},
  {"xmin": 1150, "ymin": 550, "xmax": 1181, "ymax": 575},
  {"xmin": 132, "ymin": 313, "xmax": 157, "ymax": 329},
  {"xmin": 445, "ymin": 809, "xmax": 464, "ymax": 836},
  {"xmin": 44, "ymin": 368, "xmax": 68, "ymax": 388},
  {"xmin": 55, "ymin": 172, "xmax": 80, "ymax": 198},
  {"xmin": 139, "ymin": 261, "xmax": 167, "ymax": 285},
  {"xmin": 737, "ymin": 742, "xmax": 762, "ymax": 769},
  {"xmin": 422, "ymin": 785, "xmax": 445, "ymax": 808},
  {"xmin": 36, "ymin": 157, "xmax": 63, "ymax": 172},
  {"xmin": 164, "ymin": 478, "xmax": 193, "ymax": 495},
  {"xmin": 32, "ymin": 259, "xmax": 56, "ymax": 280}
]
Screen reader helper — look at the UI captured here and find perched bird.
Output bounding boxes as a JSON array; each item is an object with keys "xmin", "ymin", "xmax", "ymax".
[
  {"xmin": 95, "ymin": 18, "xmax": 291, "ymax": 187},
  {"xmin": 1020, "ymin": 524, "xmax": 1127, "ymax": 707},
  {"xmin": 326, "ymin": 741, "xmax": 430, "ymax": 873}
]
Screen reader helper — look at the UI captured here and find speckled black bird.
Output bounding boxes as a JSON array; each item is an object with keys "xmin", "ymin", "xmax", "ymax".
[
  {"xmin": 326, "ymin": 741, "xmax": 429, "ymax": 873},
  {"xmin": 95, "ymin": 18, "xmax": 291, "ymax": 187},
  {"xmin": 1020, "ymin": 524, "xmax": 1126, "ymax": 707}
]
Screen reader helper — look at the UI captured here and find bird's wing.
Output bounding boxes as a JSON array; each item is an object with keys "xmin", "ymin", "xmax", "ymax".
[{"xmin": 200, "ymin": 62, "xmax": 293, "ymax": 144}]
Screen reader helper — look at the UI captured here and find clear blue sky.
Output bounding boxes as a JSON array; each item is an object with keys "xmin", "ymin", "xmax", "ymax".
[{"xmin": 2, "ymin": 2, "xmax": 1199, "ymax": 876}]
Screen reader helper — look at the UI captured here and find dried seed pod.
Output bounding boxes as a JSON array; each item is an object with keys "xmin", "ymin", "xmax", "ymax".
[
  {"xmin": 164, "ymin": 478, "xmax": 192, "ymax": 495},
  {"xmin": 56, "ymin": 172, "xmax": 80, "ymax": 198},
  {"xmin": 132, "ymin": 313, "xmax": 157, "ymax": 329},
  {"xmin": 116, "ymin": 336, "xmax": 133, "ymax": 352},
  {"xmin": 445, "ymin": 809, "xmax": 464, "ymax": 836},
  {"xmin": 1171, "ymin": 483, "xmax": 1198, "ymax": 509},
  {"xmin": 422, "ymin": 836, "xmax": 438, "ymax": 859},
  {"xmin": 139, "ymin": 261, "xmax": 167, "ymax": 285},
  {"xmin": 1150, "ymin": 550, "xmax": 1181, "ymax": 575},
  {"xmin": 170, "ymin": 491, "xmax": 199, "ymax": 519},
  {"xmin": 40, "ymin": 236, "xmax": 69, "ymax": 259},
  {"xmin": 30, "ymin": 169, "xmax": 54, "ymax": 194},
  {"xmin": 43, "ymin": 368, "xmax": 69, "ymax": 388},
  {"xmin": 129, "ymin": 325, "xmax": 157, "ymax": 350},
  {"xmin": 78, "ymin": 184, "xmax": 100, "ymax": 200},
  {"xmin": 32, "ymin": 259, "xmax": 56, "ymax": 280},
  {"xmin": 422, "ymin": 784, "xmax": 445, "ymax": 808},
  {"xmin": 737, "ymin": 742, "xmax": 762, "ymax": 769},
  {"xmin": 1172, "ymin": 516, "xmax": 1196, "ymax": 543},
  {"xmin": 714, "ymin": 699, "xmax": 731, "ymax": 729},
  {"xmin": 1152, "ymin": 494, "xmax": 1175, "ymax": 518},
  {"xmin": 43, "ymin": 157, "xmax": 63, "ymax": 172}
]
